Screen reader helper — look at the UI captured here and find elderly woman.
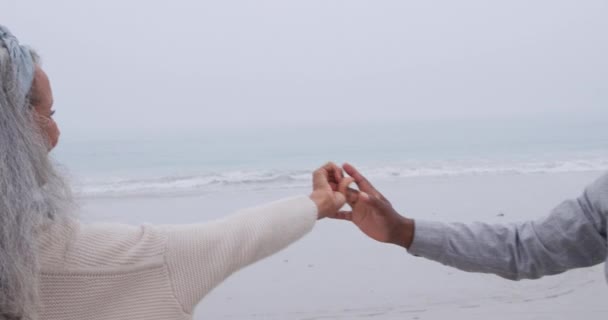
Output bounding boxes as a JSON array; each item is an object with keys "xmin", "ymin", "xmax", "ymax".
[{"xmin": 0, "ymin": 25, "xmax": 349, "ymax": 320}]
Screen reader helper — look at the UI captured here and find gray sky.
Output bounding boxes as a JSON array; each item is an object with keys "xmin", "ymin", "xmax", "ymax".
[{"xmin": 2, "ymin": 0, "xmax": 607, "ymax": 137}]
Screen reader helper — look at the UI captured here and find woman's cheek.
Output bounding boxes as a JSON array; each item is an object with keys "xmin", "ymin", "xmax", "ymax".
[{"xmin": 48, "ymin": 120, "xmax": 60, "ymax": 149}]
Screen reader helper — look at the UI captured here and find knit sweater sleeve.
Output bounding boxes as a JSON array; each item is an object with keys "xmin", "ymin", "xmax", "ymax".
[{"xmin": 161, "ymin": 196, "xmax": 318, "ymax": 314}]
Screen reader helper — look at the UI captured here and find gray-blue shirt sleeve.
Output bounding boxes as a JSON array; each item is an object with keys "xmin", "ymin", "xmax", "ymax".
[{"xmin": 408, "ymin": 174, "xmax": 608, "ymax": 280}]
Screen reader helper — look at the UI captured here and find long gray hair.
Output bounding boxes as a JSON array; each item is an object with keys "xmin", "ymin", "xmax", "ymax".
[{"xmin": 0, "ymin": 26, "xmax": 73, "ymax": 320}]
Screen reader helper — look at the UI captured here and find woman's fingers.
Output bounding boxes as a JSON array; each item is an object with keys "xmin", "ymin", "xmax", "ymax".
[
  {"xmin": 329, "ymin": 182, "xmax": 338, "ymax": 192},
  {"xmin": 333, "ymin": 163, "xmax": 344, "ymax": 183},
  {"xmin": 338, "ymin": 177, "xmax": 355, "ymax": 194},
  {"xmin": 333, "ymin": 190, "xmax": 346, "ymax": 208},
  {"xmin": 346, "ymin": 188, "xmax": 361, "ymax": 206},
  {"xmin": 314, "ymin": 162, "xmax": 343, "ymax": 190}
]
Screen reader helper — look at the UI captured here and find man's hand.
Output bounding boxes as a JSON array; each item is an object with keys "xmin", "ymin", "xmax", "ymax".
[
  {"xmin": 333, "ymin": 163, "xmax": 415, "ymax": 248},
  {"xmin": 309, "ymin": 162, "xmax": 351, "ymax": 219}
]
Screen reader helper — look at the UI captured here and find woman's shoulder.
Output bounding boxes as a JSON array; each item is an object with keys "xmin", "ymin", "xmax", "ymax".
[{"xmin": 40, "ymin": 220, "xmax": 169, "ymax": 272}]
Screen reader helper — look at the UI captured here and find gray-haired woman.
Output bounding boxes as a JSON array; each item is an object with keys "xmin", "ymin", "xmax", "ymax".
[{"xmin": 0, "ymin": 25, "xmax": 347, "ymax": 320}]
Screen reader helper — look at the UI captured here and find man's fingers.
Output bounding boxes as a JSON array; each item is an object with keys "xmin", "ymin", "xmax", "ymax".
[
  {"xmin": 347, "ymin": 191, "xmax": 385, "ymax": 210},
  {"xmin": 342, "ymin": 163, "xmax": 381, "ymax": 197},
  {"xmin": 359, "ymin": 192, "xmax": 391, "ymax": 213},
  {"xmin": 342, "ymin": 162, "xmax": 369, "ymax": 186},
  {"xmin": 327, "ymin": 210, "xmax": 353, "ymax": 221}
]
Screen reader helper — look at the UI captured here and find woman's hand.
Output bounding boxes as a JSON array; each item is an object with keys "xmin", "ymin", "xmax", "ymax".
[
  {"xmin": 334, "ymin": 163, "xmax": 415, "ymax": 248},
  {"xmin": 309, "ymin": 162, "xmax": 352, "ymax": 219}
]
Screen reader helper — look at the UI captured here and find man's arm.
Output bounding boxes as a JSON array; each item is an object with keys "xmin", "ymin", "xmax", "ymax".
[
  {"xmin": 336, "ymin": 164, "xmax": 607, "ymax": 280},
  {"xmin": 409, "ymin": 185, "xmax": 607, "ymax": 279}
]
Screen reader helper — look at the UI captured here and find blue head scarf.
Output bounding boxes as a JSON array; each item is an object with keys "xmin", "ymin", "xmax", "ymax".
[{"xmin": 0, "ymin": 25, "xmax": 36, "ymax": 99}]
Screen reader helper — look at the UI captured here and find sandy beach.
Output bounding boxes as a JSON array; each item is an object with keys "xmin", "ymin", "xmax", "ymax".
[{"xmin": 79, "ymin": 171, "xmax": 608, "ymax": 319}]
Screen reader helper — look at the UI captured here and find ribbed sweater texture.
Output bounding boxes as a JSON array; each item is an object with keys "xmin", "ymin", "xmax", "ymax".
[{"xmin": 36, "ymin": 196, "xmax": 317, "ymax": 320}]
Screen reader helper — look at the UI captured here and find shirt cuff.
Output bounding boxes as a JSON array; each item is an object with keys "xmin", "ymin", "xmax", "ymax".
[{"xmin": 407, "ymin": 220, "xmax": 447, "ymax": 259}]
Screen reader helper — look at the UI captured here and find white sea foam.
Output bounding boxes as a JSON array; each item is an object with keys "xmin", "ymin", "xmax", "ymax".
[{"xmin": 74, "ymin": 158, "xmax": 608, "ymax": 197}]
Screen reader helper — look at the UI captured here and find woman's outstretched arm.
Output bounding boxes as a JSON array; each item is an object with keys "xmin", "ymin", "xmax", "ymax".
[{"xmin": 161, "ymin": 163, "xmax": 347, "ymax": 314}]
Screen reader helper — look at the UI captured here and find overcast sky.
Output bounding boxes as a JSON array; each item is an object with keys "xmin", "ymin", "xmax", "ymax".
[{"xmin": 2, "ymin": 0, "xmax": 607, "ymax": 137}]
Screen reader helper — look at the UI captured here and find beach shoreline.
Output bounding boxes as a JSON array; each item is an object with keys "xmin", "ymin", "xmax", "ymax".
[{"xmin": 79, "ymin": 171, "xmax": 608, "ymax": 319}]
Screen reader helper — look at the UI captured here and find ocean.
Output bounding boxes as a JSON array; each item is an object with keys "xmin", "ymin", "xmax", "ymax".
[{"xmin": 53, "ymin": 117, "xmax": 608, "ymax": 198}]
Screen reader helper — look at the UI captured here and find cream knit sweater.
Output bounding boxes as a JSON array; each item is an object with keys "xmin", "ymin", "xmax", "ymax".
[{"xmin": 36, "ymin": 196, "xmax": 318, "ymax": 320}]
